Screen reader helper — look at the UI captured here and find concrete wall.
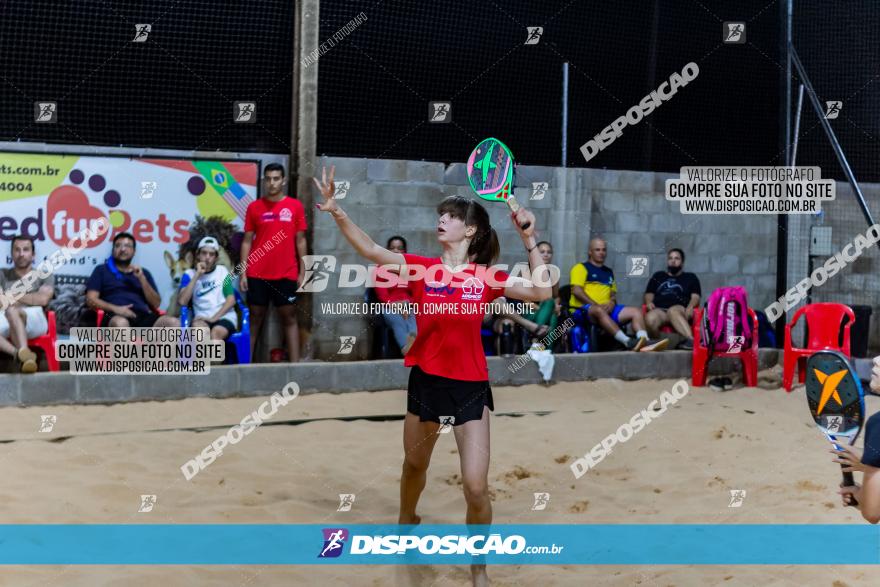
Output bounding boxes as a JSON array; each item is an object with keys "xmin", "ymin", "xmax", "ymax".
[
  {"xmin": 308, "ymin": 158, "xmax": 779, "ymax": 359},
  {"xmin": 783, "ymin": 181, "xmax": 880, "ymax": 351}
]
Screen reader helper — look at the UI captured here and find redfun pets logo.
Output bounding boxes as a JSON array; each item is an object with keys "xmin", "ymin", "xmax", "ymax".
[{"xmin": 9, "ymin": 169, "xmax": 193, "ymax": 248}]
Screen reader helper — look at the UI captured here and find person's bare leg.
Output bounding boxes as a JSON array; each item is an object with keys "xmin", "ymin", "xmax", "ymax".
[
  {"xmin": 154, "ymin": 315, "xmax": 179, "ymax": 327},
  {"xmin": 248, "ymin": 305, "xmax": 267, "ymax": 358},
  {"xmin": 492, "ymin": 317, "xmax": 515, "ymax": 355},
  {"xmin": 6, "ymin": 307, "xmax": 28, "ymax": 350},
  {"xmin": 645, "ymin": 308, "xmax": 667, "ymax": 338},
  {"xmin": 9, "ymin": 308, "xmax": 37, "ymax": 371},
  {"xmin": 618, "ymin": 306, "xmax": 645, "ymax": 333},
  {"xmin": 190, "ymin": 319, "xmax": 210, "ymax": 339},
  {"xmin": 108, "ymin": 316, "xmax": 130, "ymax": 327},
  {"xmin": 454, "ymin": 407, "xmax": 492, "ymax": 587},
  {"xmin": 398, "ymin": 412, "xmax": 440, "ymax": 524},
  {"xmin": 210, "ymin": 325, "xmax": 230, "ymax": 341},
  {"xmin": 277, "ymin": 304, "xmax": 299, "ymax": 362},
  {"xmin": 666, "ymin": 305, "xmax": 693, "ymax": 338},
  {"xmin": 587, "ymin": 305, "xmax": 620, "ymax": 335},
  {"xmin": 0, "ymin": 334, "xmax": 16, "ymax": 358}
]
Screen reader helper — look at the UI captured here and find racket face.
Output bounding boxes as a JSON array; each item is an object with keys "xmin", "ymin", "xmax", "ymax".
[
  {"xmin": 466, "ymin": 138, "xmax": 513, "ymax": 202},
  {"xmin": 805, "ymin": 350, "xmax": 865, "ymax": 447}
]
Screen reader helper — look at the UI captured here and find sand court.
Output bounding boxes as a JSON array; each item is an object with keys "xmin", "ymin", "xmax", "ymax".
[{"xmin": 0, "ymin": 371, "xmax": 875, "ymax": 585}]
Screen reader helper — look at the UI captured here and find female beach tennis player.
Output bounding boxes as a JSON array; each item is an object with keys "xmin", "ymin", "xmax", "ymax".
[{"xmin": 314, "ymin": 166, "xmax": 551, "ymax": 585}]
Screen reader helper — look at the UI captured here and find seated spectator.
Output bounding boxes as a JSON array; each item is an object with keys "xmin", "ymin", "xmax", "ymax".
[
  {"xmin": 495, "ymin": 241, "xmax": 562, "ymax": 346},
  {"xmin": 178, "ymin": 236, "xmax": 238, "ymax": 341},
  {"xmin": 521, "ymin": 241, "xmax": 561, "ymax": 339},
  {"xmin": 0, "ymin": 235, "xmax": 54, "ymax": 373},
  {"xmin": 644, "ymin": 248, "xmax": 701, "ymax": 349},
  {"xmin": 374, "ymin": 236, "xmax": 417, "ymax": 354},
  {"xmin": 85, "ymin": 232, "xmax": 178, "ymax": 328},
  {"xmin": 568, "ymin": 237, "xmax": 667, "ymax": 352}
]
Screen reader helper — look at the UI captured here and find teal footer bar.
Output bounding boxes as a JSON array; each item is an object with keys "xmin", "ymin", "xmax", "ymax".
[{"xmin": 0, "ymin": 524, "xmax": 877, "ymax": 565}]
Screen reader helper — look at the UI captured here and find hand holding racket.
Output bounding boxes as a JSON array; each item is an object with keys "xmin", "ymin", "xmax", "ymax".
[
  {"xmin": 467, "ymin": 138, "xmax": 530, "ymax": 230},
  {"xmin": 831, "ymin": 443, "xmax": 867, "ymax": 473},
  {"xmin": 805, "ymin": 350, "xmax": 866, "ymax": 507},
  {"xmin": 510, "ymin": 207, "xmax": 536, "ymax": 238}
]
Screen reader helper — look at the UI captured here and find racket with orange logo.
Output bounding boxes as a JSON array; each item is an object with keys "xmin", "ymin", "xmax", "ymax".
[
  {"xmin": 805, "ymin": 350, "xmax": 865, "ymax": 506},
  {"xmin": 466, "ymin": 137, "xmax": 530, "ymax": 230}
]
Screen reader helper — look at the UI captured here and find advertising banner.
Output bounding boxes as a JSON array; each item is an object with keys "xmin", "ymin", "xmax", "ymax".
[{"xmin": 0, "ymin": 152, "xmax": 258, "ymax": 331}]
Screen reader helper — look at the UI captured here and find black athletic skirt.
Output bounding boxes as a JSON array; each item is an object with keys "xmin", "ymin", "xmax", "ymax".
[{"xmin": 407, "ymin": 365, "xmax": 494, "ymax": 426}]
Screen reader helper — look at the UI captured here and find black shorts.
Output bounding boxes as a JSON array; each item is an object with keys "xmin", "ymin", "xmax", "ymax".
[
  {"xmin": 101, "ymin": 310, "xmax": 160, "ymax": 328},
  {"xmin": 197, "ymin": 318, "xmax": 237, "ymax": 337},
  {"xmin": 407, "ymin": 365, "xmax": 494, "ymax": 426},
  {"xmin": 247, "ymin": 277, "xmax": 298, "ymax": 307}
]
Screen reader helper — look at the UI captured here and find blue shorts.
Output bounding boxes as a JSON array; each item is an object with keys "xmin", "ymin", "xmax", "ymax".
[{"xmin": 572, "ymin": 303, "xmax": 626, "ymax": 325}]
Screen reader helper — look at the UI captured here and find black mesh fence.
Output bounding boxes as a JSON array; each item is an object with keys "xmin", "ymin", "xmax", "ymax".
[
  {"xmin": 317, "ymin": 0, "xmax": 783, "ymax": 170},
  {"xmin": 791, "ymin": 2, "xmax": 880, "ymax": 314},
  {"xmin": 0, "ymin": 0, "xmax": 294, "ymax": 153}
]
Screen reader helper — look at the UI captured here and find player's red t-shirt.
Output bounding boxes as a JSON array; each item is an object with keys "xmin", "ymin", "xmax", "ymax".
[
  {"xmin": 244, "ymin": 196, "xmax": 307, "ymax": 280},
  {"xmin": 402, "ymin": 253, "xmax": 510, "ymax": 382},
  {"xmin": 372, "ymin": 265, "xmax": 412, "ymax": 304}
]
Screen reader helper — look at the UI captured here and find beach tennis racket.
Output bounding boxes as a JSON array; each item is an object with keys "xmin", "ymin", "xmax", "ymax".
[
  {"xmin": 466, "ymin": 137, "xmax": 530, "ymax": 230},
  {"xmin": 805, "ymin": 350, "xmax": 865, "ymax": 507}
]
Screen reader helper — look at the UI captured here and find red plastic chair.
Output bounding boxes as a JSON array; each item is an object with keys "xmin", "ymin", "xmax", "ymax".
[
  {"xmin": 26, "ymin": 310, "xmax": 59, "ymax": 372},
  {"xmin": 782, "ymin": 303, "xmax": 854, "ymax": 392},
  {"xmin": 691, "ymin": 307, "xmax": 759, "ymax": 388},
  {"xmin": 642, "ymin": 304, "xmax": 675, "ymax": 334}
]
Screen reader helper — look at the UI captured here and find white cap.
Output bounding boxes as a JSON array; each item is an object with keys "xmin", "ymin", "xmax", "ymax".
[{"xmin": 197, "ymin": 236, "xmax": 220, "ymax": 252}]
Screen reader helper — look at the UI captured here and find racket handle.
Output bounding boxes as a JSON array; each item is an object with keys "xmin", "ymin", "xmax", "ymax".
[
  {"xmin": 506, "ymin": 196, "xmax": 531, "ymax": 230},
  {"xmin": 842, "ymin": 468, "xmax": 859, "ymax": 507}
]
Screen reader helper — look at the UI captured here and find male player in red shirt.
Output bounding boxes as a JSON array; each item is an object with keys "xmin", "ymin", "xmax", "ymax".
[
  {"xmin": 240, "ymin": 163, "xmax": 308, "ymax": 362},
  {"xmin": 314, "ymin": 166, "xmax": 551, "ymax": 586}
]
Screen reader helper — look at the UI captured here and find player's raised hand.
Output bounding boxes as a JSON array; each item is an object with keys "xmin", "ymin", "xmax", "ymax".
[
  {"xmin": 511, "ymin": 208, "xmax": 536, "ymax": 238},
  {"xmin": 313, "ymin": 166, "xmax": 339, "ymax": 214}
]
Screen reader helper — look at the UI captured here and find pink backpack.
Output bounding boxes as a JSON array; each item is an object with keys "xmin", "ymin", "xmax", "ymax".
[{"xmin": 702, "ymin": 286, "xmax": 752, "ymax": 354}]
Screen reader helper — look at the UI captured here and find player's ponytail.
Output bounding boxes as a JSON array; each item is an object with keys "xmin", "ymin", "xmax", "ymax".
[{"xmin": 436, "ymin": 196, "xmax": 499, "ymax": 265}]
